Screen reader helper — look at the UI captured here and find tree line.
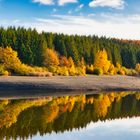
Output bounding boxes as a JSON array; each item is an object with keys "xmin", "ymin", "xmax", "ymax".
[{"xmin": 0, "ymin": 27, "xmax": 140, "ymax": 69}]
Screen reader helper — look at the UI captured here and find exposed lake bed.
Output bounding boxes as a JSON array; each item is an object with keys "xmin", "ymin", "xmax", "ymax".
[{"xmin": 0, "ymin": 76, "xmax": 140, "ymax": 96}]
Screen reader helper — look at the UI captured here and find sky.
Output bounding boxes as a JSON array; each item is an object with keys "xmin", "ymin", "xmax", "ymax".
[{"xmin": 0, "ymin": 0, "xmax": 140, "ymax": 39}]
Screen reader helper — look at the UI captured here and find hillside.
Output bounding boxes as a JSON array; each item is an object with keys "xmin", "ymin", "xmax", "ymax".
[
  {"xmin": 0, "ymin": 27, "xmax": 140, "ymax": 76},
  {"xmin": 0, "ymin": 27, "xmax": 140, "ymax": 68}
]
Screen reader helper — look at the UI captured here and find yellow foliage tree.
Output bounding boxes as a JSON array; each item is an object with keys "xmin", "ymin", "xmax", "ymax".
[
  {"xmin": 0, "ymin": 47, "xmax": 21, "ymax": 71},
  {"xmin": 0, "ymin": 99, "xmax": 48, "ymax": 128},
  {"xmin": 108, "ymin": 64, "xmax": 116, "ymax": 75},
  {"xmin": 68, "ymin": 57, "xmax": 75, "ymax": 67},
  {"xmin": 135, "ymin": 93, "xmax": 140, "ymax": 100},
  {"xmin": 68, "ymin": 57, "xmax": 76, "ymax": 75},
  {"xmin": 42, "ymin": 105, "xmax": 59, "ymax": 123},
  {"xmin": 43, "ymin": 48, "xmax": 59, "ymax": 67},
  {"xmin": 94, "ymin": 95, "xmax": 111, "ymax": 117},
  {"xmin": 94, "ymin": 49, "xmax": 111, "ymax": 73},
  {"xmin": 135, "ymin": 63, "xmax": 140, "ymax": 73}
]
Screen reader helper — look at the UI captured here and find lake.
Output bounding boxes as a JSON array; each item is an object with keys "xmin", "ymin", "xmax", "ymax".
[{"xmin": 0, "ymin": 91, "xmax": 140, "ymax": 140}]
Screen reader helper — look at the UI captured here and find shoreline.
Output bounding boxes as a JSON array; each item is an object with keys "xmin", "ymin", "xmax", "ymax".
[{"xmin": 0, "ymin": 75, "xmax": 140, "ymax": 98}]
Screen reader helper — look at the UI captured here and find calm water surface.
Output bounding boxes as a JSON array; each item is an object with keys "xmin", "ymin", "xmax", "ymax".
[{"xmin": 0, "ymin": 91, "xmax": 140, "ymax": 140}]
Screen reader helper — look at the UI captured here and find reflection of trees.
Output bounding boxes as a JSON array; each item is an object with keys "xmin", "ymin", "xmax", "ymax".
[
  {"xmin": 0, "ymin": 92, "xmax": 140, "ymax": 139},
  {"xmin": 94, "ymin": 95, "xmax": 111, "ymax": 117},
  {"xmin": 0, "ymin": 99, "xmax": 48, "ymax": 128},
  {"xmin": 42, "ymin": 105, "xmax": 59, "ymax": 123}
]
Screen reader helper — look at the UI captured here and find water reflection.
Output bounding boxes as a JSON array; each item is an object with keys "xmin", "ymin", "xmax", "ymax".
[
  {"xmin": 33, "ymin": 117, "xmax": 140, "ymax": 140},
  {"xmin": 0, "ymin": 92, "xmax": 140, "ymax": 140}
]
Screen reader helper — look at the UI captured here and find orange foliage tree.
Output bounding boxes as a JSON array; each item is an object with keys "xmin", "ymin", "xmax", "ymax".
[
  {"xmin": 43, "ymin": 48, "xmax": 59, "ymax": 67},
  {"xmin": 59, "ymin": 56, "xmax": 69, "ymax": 67}
]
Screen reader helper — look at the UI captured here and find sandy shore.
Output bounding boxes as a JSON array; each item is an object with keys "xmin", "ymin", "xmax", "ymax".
[{"xmin": 0, "ymin": 75, "xmax": 140, "ymax": 93}]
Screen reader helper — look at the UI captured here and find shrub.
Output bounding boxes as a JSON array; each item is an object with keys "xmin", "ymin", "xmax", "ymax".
[
  {"xmin": 2, "ymin": 71, "xmax": 9, "ymax": 76},
  {"xmin": 68, "ymin": 65, "xmax": 76, "ymax": 76},
  {"xmin": 125, "ymin": 69, "xmax": 138, "ymax": 76},
  {"xmin": 48, "ymin": 66, "xmax": 57, "ymax": 74},
  {"xmin": 56, "ymin": 67, "xmax": 69, "ymax": 76},
  {"xmin": 108, "ymin": 64, "xmax": 116, "ymax": 75},
  {"xmin": 15, "ymin": 64, "xmax": 52, "ymax": 77},
  {"xmin": 0, "ymin": 65, "xmax": 9, "ymax": 76},
  {"xmin": 131, "ymin": 69, "xmax": 138, "ymax": 76},
  {"xmin": 135, "ymin": 63, "xmax": 140, "ymax": 74},
  {"xmin": 116, "ymin": 66, "xmax": 127, "ymax": 75},
  {"xmin": 93, "ymin": 67, "xmax": 103, "ymax": 75},
  {"xmin": 86, "ymin": 65, "xmax": 94, "ymax": 74},
  {"xmin": 117, "ymin": 69, "xmax": 125, "ymax": 75},
  {"xmin": 75, "ymin": 67, "xmax": 86, "ymax": 76}
]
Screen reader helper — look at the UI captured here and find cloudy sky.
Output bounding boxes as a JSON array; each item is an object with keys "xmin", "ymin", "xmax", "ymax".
[
  {"xmin": 33, "ymin": 117, "xmax": 140, "ymax": 140},
  {"xmin": 0, "ymin": 0, "xmax": 140, "ymax": 39}
]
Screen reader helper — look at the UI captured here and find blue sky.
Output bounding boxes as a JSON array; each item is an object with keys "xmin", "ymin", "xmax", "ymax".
[{"xmin": 0, "ymin": 0, "xmax": 140, "ymax": 39}]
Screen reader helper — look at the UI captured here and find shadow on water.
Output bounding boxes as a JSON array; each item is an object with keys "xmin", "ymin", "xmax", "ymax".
[
  {"xmin": 0, "ymin": 90, "xmax": 99, "ymax": 99},
  {"xmin": 0, "ymin": 91, "xmax": 140, "ymax": 139}
]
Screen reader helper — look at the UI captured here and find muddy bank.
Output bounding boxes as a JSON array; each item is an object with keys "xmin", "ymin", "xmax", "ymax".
[{"xmin": 0, "ymin": 76, "xmax": 140, "ymax": 96}]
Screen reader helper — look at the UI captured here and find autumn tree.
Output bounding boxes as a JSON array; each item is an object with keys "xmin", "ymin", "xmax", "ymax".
[
  {"xmin": 59, "ymin": 56, "xmax": 69, "ymax": 67},
  {"xmin": 42, "ymin": 105, "xmax": 59, "ymax": 123},
  {"xmin": 67, "ymin": 57, "xmax": 76, "ymax": 75},
  {"xmin": 68, "ymin": 57, "xmax": 75, "ymax": 68},
  {"xmin": 135, "ymin": 63, "xmax": 140, "ymax": 73},
  {"xmin": 0, "ymin": 27, "xmax": 140, "ymax": 71},
  {"xmin": 94, "ymin": 49, "xmax": 111, "ymax": 73},
  {"xmin": 0, "ymin": 47, "xmax": 21, "ymax": 71},
  {"xmin": 94, "ymin": 95, "xmax": 111, "ymax": 117},
  {"xmin": 43, "ymin": 48, "xmax": 59, "ymax": 67}
]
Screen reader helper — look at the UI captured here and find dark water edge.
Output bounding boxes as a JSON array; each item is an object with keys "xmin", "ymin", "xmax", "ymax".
[
  {"xmin": 0, "ymin": 90, "xmax": 139, "ymax": 99},
  {"xmin": 0, "ymin": 90, "xmax": 100, "ymax": 99},
  {"xmin": 0, "ymin": 90, "xmax": 87, "ymax": 99},
  {"xmin": 0, "ymin": 82, "xmax": 140, "ymax": 92}
]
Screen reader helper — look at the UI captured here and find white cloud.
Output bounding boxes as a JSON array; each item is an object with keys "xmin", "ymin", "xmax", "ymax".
[
  {"xmin": 79, "ymin": 4, "xmax": 84, "ymax": 9},
  {"xmin": 89, "ymin": 0, "xmax": 125, "ymax": 9},
  {"xmin": 32, "ymin": 0, "xmax": 78, "ymax": 6},
  {"xmin": 75, "ymin": 4, "xmax": 84, "ymax": 12},
  {"xmin": 32, "ymin": 15, "xmax": 140, "ymax": 39},
  {"xmin": 88, "ymin": 13, "xmax": 95, "ymax": 17},
  {"xmin": 86, "ymin": 117, "xmax": 140, "ymax": 136},
  {"xmin": 32, "ymin": 0, "xmax": 54, "ymax": 5},
  {"xmin": 58, "ymin": 0, "xmax": 78, "ymax": 6},
  {"xmin": 38, "ymin": 14, "xmax": 140, "ymax": 39},
  {"xmin": 1, "ymin": 13, "xmax": 140, "ymax": 40},
  {"xmin": 13, "ymin": 19, "xmax": 20, "ymax": 24},
  {"xmin": 32, "ymin": 14, "xmax": 140, "ymax": 40}
]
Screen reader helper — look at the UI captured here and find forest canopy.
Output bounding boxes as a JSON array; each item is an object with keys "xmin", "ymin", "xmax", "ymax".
[{"xmin": 0, "ymin": 27, "xmax": 140, "ymax": 76}]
